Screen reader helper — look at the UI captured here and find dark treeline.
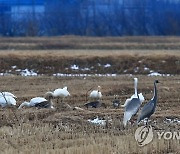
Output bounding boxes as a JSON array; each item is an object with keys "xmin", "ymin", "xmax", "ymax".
[{"xmin": 1, "ymin": 0, "xmax": 180, "ymax": 36}]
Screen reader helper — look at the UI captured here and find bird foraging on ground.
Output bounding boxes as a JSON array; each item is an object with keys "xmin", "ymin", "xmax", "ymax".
[
  {"xmin": 18, "ymin": 92, "xmax": 54, "ymax": 109},
  {"xmin": 137, "ymin": 80, "xmax": 159, "ymax": 125}
]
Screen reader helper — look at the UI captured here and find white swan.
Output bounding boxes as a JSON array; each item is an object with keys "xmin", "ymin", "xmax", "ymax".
[
  {"xmin": 0, "ymin": 92, "xmax": 17, "ymax": 98},
  {"xmin": 53, "ymin": 86, "xmax": 70, "ymax": 103},
  {"xmin": 89, "ymin": 86, "xmax": 102, "ymax": 100},
  {"xmin": 53, "ymin": 86, "xmax": 70, "ymax": 98},
  {"xmin": 18, "ymin": 92, "xmax": 54, "ymax": 109},
  {"xmin": 121, "ymin": 78, "xmax": 144, "ymax": 107},
  {"xmin": 0, "ymin": 95, "xmax": 16, "ymax": 107}
]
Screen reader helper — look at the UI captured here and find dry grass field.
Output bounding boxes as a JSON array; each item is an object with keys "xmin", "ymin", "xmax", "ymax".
[
  {"xmin": 0, "ymin": 36, "xmax": 179, "ymax": 153},
  {"xmin": 0, "ymin": 36, "xmax": 180, "ymax": 75}
]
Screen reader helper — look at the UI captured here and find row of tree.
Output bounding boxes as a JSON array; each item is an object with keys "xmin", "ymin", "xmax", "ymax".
[{"xmin": 0, "ymin": 0, "xmax": 180, "ymax": 36}]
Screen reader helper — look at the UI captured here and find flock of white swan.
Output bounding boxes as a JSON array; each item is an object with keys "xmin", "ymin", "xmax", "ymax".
[{"xmin": 0, "ymin": 78, "xmax": 159, "ymax": 127}]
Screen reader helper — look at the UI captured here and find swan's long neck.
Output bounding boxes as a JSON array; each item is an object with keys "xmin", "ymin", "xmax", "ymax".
[
  {"xmin": 152, "ymin": 82, "xmax": 158, "ymax": 104},
  {"xmin": 134, "ymin": 78, "xmax": 138, "ymax": 97},
  {"xmin": 18, "ymin": 102, "xmax": 30, "ymax": 109},
  {"xmin": 45, "ymin": 92, "xmax": 54, "ymax": 108}
]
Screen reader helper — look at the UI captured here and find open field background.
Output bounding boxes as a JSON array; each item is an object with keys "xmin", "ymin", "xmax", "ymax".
[
  {"xmin": 0, "ymin": 36, "xmax": 180, "ymax": 75},
  {"xmin": 1, "ymin": 36, "xmax": 180, "ymax": 50},
  {"xmin": 0, "ymin": 36, "xmax": 179, "ymax": 153}
]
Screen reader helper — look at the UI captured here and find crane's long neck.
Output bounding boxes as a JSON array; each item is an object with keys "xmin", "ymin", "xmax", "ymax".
[
  {"xmin": 152, "ymin": 82, "xmax": 158, "ymax": 104},
  {"xmin": 134, "ymin": 78, "xmax": 138, "ymax": 97}
]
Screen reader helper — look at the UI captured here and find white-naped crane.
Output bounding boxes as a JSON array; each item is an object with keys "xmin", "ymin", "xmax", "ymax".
[{"xmin": 137, "ymin": 80, "xmax": 159, "ymax": 125}]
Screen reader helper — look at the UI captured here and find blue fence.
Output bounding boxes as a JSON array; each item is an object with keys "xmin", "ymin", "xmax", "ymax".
[{"xmin": 0, "ymin": 0, "xmax": 180, "ymax": 36}]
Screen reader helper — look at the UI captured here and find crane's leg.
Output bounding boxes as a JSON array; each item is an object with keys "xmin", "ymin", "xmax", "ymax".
[
  {"xmin": 130, "ymin": 118, "xmax": 136, "ymax": 126},
  {"xmin": 145, "ymin": 118, "xmax": 149, "ymax": 126}
]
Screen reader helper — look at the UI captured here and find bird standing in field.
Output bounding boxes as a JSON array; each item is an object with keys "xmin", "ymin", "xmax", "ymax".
[
  {"xmin": 137, "ymin": 80, "xmax": 159, "ymax": 125},
  {"xmin": 53, "ymin": 86, "xmax": 70, "ymax": 103},
  {"xmin": 18, "ymin": 92, "xmax": 54, "ymax": 109},
  {"xmin": 121, "ymin": 78, "xmax": 144, "ymax": 107},
  {"xmin": 123, "ymin": 78, "xmax": 143, "ymax": 127},
  {"xmin": 89, "ymin": 86, "xmax": 102, "ymax": 101},
  {"xmin": 123, "ymin": 96, "xmax": 141, "ymax": 127}
]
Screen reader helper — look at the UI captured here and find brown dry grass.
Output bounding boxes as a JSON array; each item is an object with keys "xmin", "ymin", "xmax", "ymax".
[
  {"xmin": 1, "ymin": 36, "xmax": 180, "ymax": 50},
  {"xmin": 0, "ymin": 36, "xmax": 179, "ymax": 153},
  {"xmin": 0, "ymin": 49, "xmax": 180, "ymax": 57},
  {"xmin": 0, "ymin": 50, "xmax": 179, "ymax": 75},
  {"xmin": 0, "ymin": 36, "xmax": 180, "ymax": 75},
  {"xmin": 0, "ymin": 75, "xmax": 179, "ymax": 153}
]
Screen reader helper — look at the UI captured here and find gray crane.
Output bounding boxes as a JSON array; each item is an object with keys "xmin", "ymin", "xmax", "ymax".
[{"xmin": 137, "ymin": 80, "xmax": 159, "ymax": 125}]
